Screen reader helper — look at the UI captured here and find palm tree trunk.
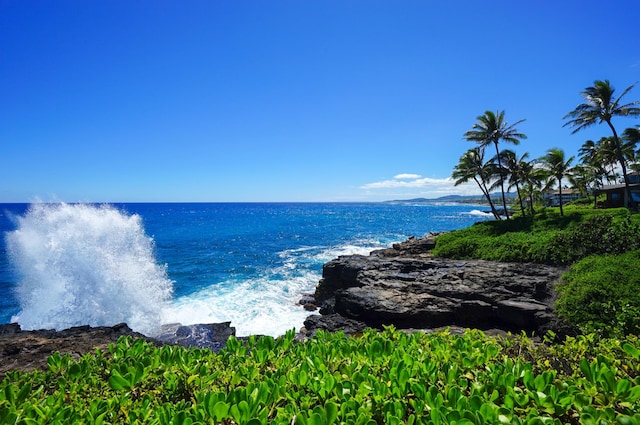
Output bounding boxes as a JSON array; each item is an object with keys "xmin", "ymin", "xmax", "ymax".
[
  {"xmin": 515, "ymin": 183, "xmax": 525, "ymax": 216},
  {"xmin": 475, "ymin": 177, "xmax": 501, "ymax": 220},
  {"xmin": 494, "ymin": 142, "xmax": 510, "ymax": 219},
  {"xmin": 528, "ymin": 192, "xmax": 535, "ymax": 215},
  {"xmin": 606, "ymin": 121, "xmax": 634, "ymax": 209},
  {"xmin": 558, "ymin": 178, "xmax": 564, "ymax": 216}
]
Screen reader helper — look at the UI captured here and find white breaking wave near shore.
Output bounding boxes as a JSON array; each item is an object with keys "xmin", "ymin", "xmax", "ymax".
[
  {"xmin": 467, "ymin": 209, "xmax": 493, "ymax": 217},
  {"xmin": 164, "ymin": 240, "xmax": 387, "ymax": 337},
  {"xmin": 6, "ymin": 203, "xmax": 173, "ymax": 336}
]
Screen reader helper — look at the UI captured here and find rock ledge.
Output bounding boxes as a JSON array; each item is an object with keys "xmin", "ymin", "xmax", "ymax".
[{"xmin": 303, "ymin": 235, "xmax": 572, "ymax": 337}]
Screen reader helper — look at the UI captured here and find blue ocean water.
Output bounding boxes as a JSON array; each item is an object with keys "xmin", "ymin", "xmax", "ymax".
[{"xmin": 0, "ymin": 202, "xmax": 491, "ymax": 337}]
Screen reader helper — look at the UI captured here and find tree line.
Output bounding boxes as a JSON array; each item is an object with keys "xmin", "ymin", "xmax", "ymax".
[{"xmin": 453, "ymin": 80, "xmax": 640, "ymax": 219}]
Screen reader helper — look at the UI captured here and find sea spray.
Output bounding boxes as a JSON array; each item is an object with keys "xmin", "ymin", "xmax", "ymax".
[
  {"xmin": 163, "ymin": 241, "xmax": 385, "ymax": 337},
  {"xmin": 6, "ymin": 203, "xmax": 173, "ymax": 335}
]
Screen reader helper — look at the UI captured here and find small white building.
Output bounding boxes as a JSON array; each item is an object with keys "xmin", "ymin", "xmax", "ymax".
[{"xmin": 542, "ymin": 189, "xmax": 583, "ymax": 206}]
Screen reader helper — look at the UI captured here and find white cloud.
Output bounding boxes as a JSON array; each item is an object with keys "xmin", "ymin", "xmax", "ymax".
[
  {"xmin": 361, "ymin": 176, "xmax": 452, "ymax": 189},
  {"xmin": 393, "ymin": 173, "xmax": 422, "ymax": 180},
  {"xmin": 359, "ymin": 174, "xmax": 481, "ymax": 200}
]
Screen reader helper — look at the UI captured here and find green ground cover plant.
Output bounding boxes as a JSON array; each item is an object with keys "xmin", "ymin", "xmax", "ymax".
[{"xmin": 1, "ymin": 328, "xmax": 639, "ymax": 424}]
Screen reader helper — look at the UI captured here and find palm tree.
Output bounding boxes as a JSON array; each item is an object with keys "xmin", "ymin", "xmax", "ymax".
[
  {"xmin": 464, "ymin": 110, "xmax": 527, "ymax": 219},
  {"xmin": 578, "ymin": 139, "xmax": 611, "ymax": 187},
  {"xmin": 452, "ymin": 147, "xmax": 501, "ymax": 219},
  {"xmin": 520, "ymin": 166, "xmax": 547, "ymax": 215},
  {"xmin": 624, "ymin": 126, "xmax": 640, "ymax": 145},
  {"xmin": 578, "ymin": 139, "xmax": 598, "ymax": 167},
  {"xmin": 596, "ymin": 137, "xmax": 622, "ymax": 182},
  {"xmin": 624, "ymin": 126, "xmax": 640, "ymax": 173},
  {"xmin": 539, "ymin": 148, "xmax": 575, "ymax": 216},
  {"xmin": 569, "ymin": 164, "xmax": 602, "ymax": 207},
  {"xmin": 563, "ymin": 80, "xmax": 640, "ymax": 208},
  {"xmin": 500, "ymin": 149, "xmax": 530, "ymax": 216}
]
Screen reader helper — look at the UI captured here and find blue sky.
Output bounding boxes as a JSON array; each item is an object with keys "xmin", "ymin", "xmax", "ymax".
[{"xmin": 1, "ymin": 1, "xmax": 639, "ymax": 203}]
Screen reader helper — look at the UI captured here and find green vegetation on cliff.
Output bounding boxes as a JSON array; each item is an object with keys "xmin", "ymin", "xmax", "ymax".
[
  {"xmin": 432, "ymin": 205, "xmax": 640, "ymax": 338},
  {"xmin": 432, "ymin": 206, "xmax": 640, "ymax": 265}
]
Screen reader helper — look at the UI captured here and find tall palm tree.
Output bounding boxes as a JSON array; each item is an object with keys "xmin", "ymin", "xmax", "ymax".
[
  {"xmin": 452, "ymin": 147, "xmax": 501, "ymax": 219},
  {"xmin": 464, "ymin": 110, "xmax": 527, "ymax": 219},
  {"xmin": 539, "ymin": 148, "xmax": 575, "ymax": 216},
  {"xmin": 563, "ymin": 80, "xmax": 640, "ymax": 207}
]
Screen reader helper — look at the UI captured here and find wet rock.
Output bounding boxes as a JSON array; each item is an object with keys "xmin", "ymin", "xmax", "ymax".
[{"xmin": 155, "ymin": 322, "xmax": 236, "ymax": 351}]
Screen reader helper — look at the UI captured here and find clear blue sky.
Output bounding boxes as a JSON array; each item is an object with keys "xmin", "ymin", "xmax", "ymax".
[{"xmin": 1, "ymin": 1, "xmax": 639, "ymax": 202}]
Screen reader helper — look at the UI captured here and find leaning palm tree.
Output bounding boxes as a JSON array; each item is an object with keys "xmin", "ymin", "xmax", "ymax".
[
  {"xmin": 563, "ymin": 80, "xmax": 640, "ymax": 208},
  {"xmin": 464, "ymin": 110, "xmax": 527, "ymax": 219},
  {"xmin": 539, "ymin": 148, "xmax": 575, "ymax": 216},
  {"xmin": 452, "ymin": 147, "xmax": 501, "ymax": 219}
]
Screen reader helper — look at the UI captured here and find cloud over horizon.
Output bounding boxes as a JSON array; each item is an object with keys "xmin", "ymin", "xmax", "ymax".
[
  {"xmin": 360, "ymin": 174, "xmax": 480, "ymax": 199},
  {"xmin": 393, "ymin": 173, "xmax": 422, "ymax": 180}
]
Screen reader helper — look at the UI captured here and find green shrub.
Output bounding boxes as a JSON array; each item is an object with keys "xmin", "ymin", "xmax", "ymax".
[
  {"xmin": 434, "ymin": 209, "xmax": 640, "ymax": 265},
  {"xmin": 501, "ymin": 332, "xmax": 640, "ymax": 380},
  {"xmin": 547, "ymin": 214, "xmax": 640, "ymax": 264},
  {"xmin": 555, "ymin": 250, "xmax": 640, "ymax": 337}
]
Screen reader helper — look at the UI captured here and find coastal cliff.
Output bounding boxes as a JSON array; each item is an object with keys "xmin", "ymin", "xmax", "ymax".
[{"xmin": 302, "ymin": 234, "xmax": 572, "ymax": 337}]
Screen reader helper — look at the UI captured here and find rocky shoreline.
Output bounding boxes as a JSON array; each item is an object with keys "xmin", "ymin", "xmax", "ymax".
[
  {"xmin": 1, "ymin": 234, "xmax": 573, "ymax": 379},
  {"xmin": 300, "ymin": 234, "xmax": 572, "ymax": 338}
]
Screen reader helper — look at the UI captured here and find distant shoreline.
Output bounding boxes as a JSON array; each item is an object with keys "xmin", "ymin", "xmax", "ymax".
[{"xmin": 385, "ymin": 193, "xmax": 517, "ymax": 206}]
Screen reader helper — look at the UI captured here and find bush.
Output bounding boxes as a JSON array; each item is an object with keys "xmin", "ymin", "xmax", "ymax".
[
  {"xmin": 547, "ymin": 214, "xmax": 640, "ymax": 264},
  {"xmin": 434, "ymin": 209, "xmax": 640, "ymax": 265},
  {"xmin": 555, "ymin": 250, "xmax": 640, "ymax": 337}
]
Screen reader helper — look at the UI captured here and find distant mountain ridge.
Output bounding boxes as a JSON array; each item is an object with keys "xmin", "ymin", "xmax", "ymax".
[{"xmin": 387, "ymin": 193, "xmax": 517, "ymax": 204}]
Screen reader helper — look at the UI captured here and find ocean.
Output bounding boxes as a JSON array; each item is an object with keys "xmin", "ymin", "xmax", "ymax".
[{"xmin": 0, "ymin": 202, "xmax": 491, "ymax": 337}]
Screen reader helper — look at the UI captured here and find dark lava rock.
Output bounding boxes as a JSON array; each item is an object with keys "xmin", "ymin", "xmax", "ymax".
[
  {"xmin": 0, "ymin": 323, "xmax": 151, "ymax": 379},
  {"xmin": 305, "ymin": 234, "xmax": 574, "ymax": 337},
  {"xmin": 0, "ymin": 321, "xmax": 238, "ymax": 379},
  {"xmin": 155, "ymin": 322, "xmax": 236, "ymax": 351}
]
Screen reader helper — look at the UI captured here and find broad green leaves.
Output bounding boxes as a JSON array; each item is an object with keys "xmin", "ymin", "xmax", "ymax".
[{"xmin": 1, "ymin": 328, "xmax": 639, "ymax": 424}]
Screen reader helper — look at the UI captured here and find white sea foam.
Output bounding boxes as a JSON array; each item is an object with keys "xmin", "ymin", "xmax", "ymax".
[
  {"xmin": 467, "ymin": 209, "xmax": 493, "ymax": 217},
  {"xmin": 163, "ymin": 271, "xmax": 320, "ymax": 337},
  {"xmin": 163, "ymin": 240, "xmax": 388, "ymax": 337},
  {"xmin": 6, "ymin": 203, "xmax": 173, "ymax": 336}
]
